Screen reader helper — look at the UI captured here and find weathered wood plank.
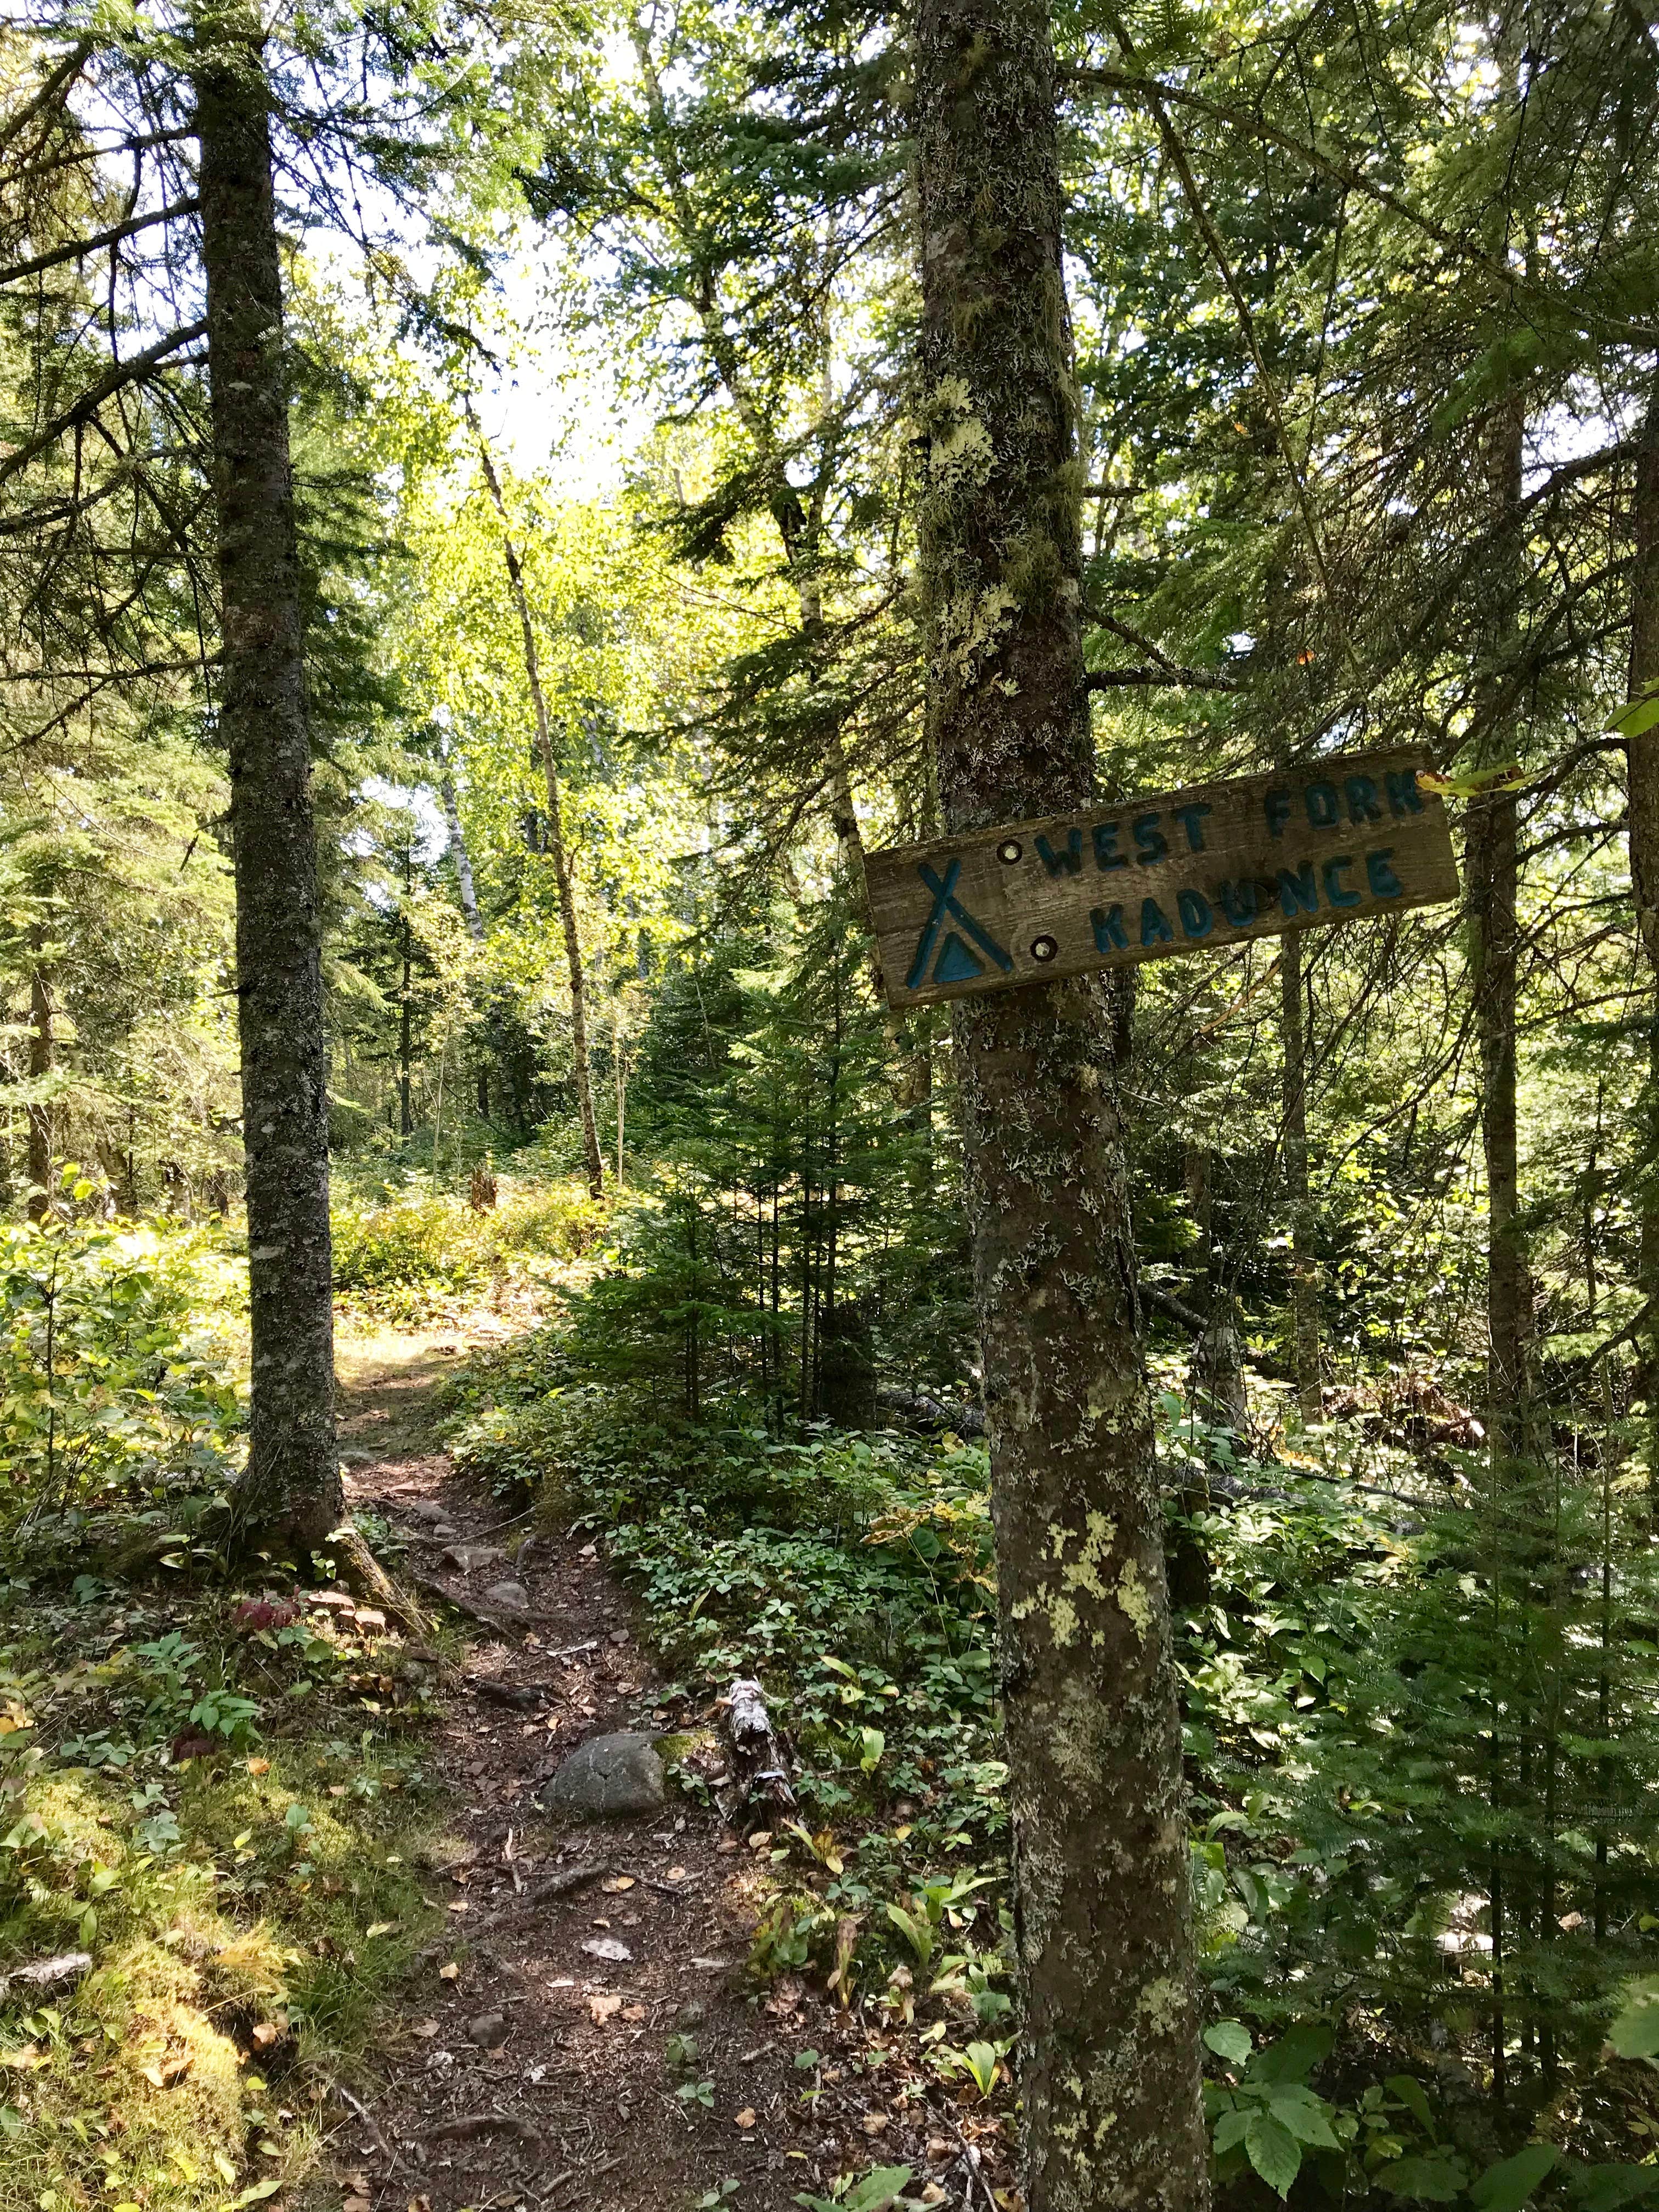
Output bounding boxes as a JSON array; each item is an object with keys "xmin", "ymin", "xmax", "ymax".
[{"xmin": 869, "ymin": 746, "xmax": 1458, "ymax": 1009}]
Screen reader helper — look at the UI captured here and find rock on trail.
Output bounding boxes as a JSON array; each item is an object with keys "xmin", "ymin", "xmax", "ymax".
[{"xmin": 538, "ymin": 1729, "xmax": 667, "ymax": 1817}]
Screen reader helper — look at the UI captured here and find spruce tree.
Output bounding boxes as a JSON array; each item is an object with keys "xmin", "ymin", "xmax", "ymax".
[
  {"xmin": 915, "ymin": 4, "xmax": 1207, "ymax": 2202},
  {"xmin": 194, "ymin": 3, "xmax": 340, "ymax": 1545}
]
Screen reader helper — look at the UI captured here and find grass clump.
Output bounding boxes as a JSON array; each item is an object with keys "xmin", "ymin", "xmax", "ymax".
[{"xmin": 0, "ymin": 1577, "xmax": 454, "ymax": 2212}]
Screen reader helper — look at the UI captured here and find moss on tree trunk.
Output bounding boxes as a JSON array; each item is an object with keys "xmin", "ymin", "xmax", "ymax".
[
  {"xmin": 1627, "ymin": 382, "xmax": 1659, "ymax": 1515},
  {"xmin": 913, "ymin": 5, "xmax": 1209, "ymax": 2204},
  {"xmin": 196, "ymin": 11, "xmax": 341, "ymax": 1548}
]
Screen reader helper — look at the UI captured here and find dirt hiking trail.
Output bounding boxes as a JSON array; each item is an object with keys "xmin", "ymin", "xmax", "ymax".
[{"xmin": 327, "ymin": 1330, "xmax": 986, "ymax": 2212}]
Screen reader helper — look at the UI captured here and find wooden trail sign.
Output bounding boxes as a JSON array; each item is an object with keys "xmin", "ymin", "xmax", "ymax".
[{"xmin": 868, "ymin": 746, "xmax": 1459, "ymax": 1011}]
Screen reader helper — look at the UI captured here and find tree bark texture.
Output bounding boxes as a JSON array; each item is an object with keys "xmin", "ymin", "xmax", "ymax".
[
  {"xmin": 915, "ymin": 8, "xmax": 1209, "ymax": 2207},
  {"xmin": 196, "ymin": 13, "xmax": 341, "ymax": 1545},
  {"xmin": 26, "ymin": 930, "xmax": 51, "ymax": 1221},
  {"xmin": 442, "ymin": 772, "xmax": 487, "ymax": 943},
  {"xmin": 1469, "ymin": 400, "xmax": 1528, "ymax": 1463},
  {"xmin": 1279, "ymin": 930, "xmax": 1321, "ymax": 1421},
  {"xmin": 469, "ymin": 420, "xmax": 605, "ymax": 1200},
  {"xmin": 1626, "ymin": 381, "xmax": 1659, "ymax": 1505}
]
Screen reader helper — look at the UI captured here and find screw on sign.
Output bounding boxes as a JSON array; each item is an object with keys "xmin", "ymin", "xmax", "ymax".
[{"xmin": 866, "ymin": 747, "xmax": 1459, "ymax": 1009}]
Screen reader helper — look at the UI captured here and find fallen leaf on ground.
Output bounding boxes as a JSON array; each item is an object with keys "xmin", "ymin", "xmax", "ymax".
[
  {"xmin": 747, "ymin": 1831, "xmax": 771, "ymax": 1852},
  {"xmin": 588, "ymin": 1992, "xmax": 623, "ymax": 2024},
  {"xmin": 735, "ymin": 2108, "xmax": 757, "ymax": 2130},
  {"xmin": 582, "ymin": 1937, "xmax": 633, "ymax": 1963},
  {"xmin": 438, "ymin": 1961, "xmax": 460, "ymax": 1981},
  {"xmin": 862, "ymin": 2113, "xmax": 890, "ymax": 2135},
  {"xmin": 412, "ymin": 2019, "xmax": 439, "ymax": 2038},
  {"xmin": 622, "ymin": 2004, "xmax": 647, "ymax": 2022},
  {"xmin": 247, "ymin": 1757, "xmax": 270, "ymax": 1776},
  {"xmin": 601, "ymin": 1876, "xmax": 635, "ymax": 1893},
  {"xmin": 251, "ymin": 2022, "xmax": 281, "ymax": 2049}
]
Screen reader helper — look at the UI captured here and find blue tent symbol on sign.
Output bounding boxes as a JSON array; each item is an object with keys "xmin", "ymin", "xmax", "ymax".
[{"xmin": 906, "ymin": 859, "xmax": 1013, "ymax": 991}]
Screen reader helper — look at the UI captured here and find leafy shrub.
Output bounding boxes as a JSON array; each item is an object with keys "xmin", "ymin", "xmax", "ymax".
[
  {"xmin": 0, "ymin": 1214, "xmax": 241, "ymax": 1547},
  {"xmin": 330, "ymin": 1174, "xmax": 599, "ymax": 1319}
]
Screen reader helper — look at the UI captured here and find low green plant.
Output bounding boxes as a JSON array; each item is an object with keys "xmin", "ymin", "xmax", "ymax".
[
  {"xmin": 0, "ymin": 1209, "xmax": 242, "ymax": 1551},
  {"xmin": 331, "ymin": 1174, "xmax": 597, "ymax": 1322},
  {"xmin": 794, "ymin": 2169, "xmax": 919, "ymax": 2212}
]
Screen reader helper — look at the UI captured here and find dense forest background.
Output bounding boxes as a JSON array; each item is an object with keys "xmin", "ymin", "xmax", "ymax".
[{"xmin": 4, "ymin": 0, "xmax": 1659, "ymax": 2206}]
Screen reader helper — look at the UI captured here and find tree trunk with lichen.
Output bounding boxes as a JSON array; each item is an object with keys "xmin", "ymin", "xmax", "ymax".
[
  {"xmin": 1469, "ymin": 398, "xmax": 1529, "ymax": 1467},
  {"xmin": 915, "ymin": 7, "xmax": 1209, "ymax": 2207},
  {"xmin": 1280, "ymin": 930, "xmax": 1321, "ymax": 1422},
  {"xmin": 26, "ymin": 932, "xmax": 51, "ymax": 1221},
  {"xmin": 196, "ymin": 11, "xmax": 341, "ymax": 1549},
  {"xmin": 1627, "ymin": 381, "xmax": 1659, "ymax": 1510}
]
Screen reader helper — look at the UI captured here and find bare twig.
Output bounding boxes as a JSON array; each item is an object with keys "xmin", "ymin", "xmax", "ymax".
[
  {"xmin": 473, "ymin": 1860, "xmax": 612, "ymax": 1930},
  {"xmin": 426, "ymin": 2111, "xmax": 544, "ymax": 2149},
  {"xmin": 336, "ymin": 2084, "xmax": 399, "ymax": 2178},
  {"xmin": 935, "ymin": 2104, "xmax": 1000, "ymax": 2212}
]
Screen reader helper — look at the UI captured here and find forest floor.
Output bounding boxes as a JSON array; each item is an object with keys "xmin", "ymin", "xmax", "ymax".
[{"xmin": 326, "ymin": 1325, "xmax": 961, "ymax": 2212}]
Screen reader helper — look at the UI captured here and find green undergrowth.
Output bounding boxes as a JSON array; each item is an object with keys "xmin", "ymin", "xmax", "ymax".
[
  {"xmin": 0, "ymin": 1206, "xmax": 246, "ymax": 1566},
  {"xmin": 329, "ymin": 1171, "xmax": 602, "ymax": 1323},
  {"xmin": 445, "ymin": 1320, "xmax": 1659, "ymax": 2208},
  {"xmin": 0, "ymin": 1567, "xmax": 460, "ymax": 2212}
]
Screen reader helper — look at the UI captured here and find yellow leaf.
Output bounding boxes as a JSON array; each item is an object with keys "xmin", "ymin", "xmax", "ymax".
[
  {"xmin": 438, "ymin": 1962, "xmax": 460, "ymax": 1981},
  {"xmin": 1417, "ymin": 760, "xmax": 1527, "ymax": 799}
]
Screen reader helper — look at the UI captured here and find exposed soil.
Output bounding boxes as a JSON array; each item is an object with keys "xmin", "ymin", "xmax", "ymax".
[{"xmin": 326, "ymin": 1329, "xmax": 978, "ymax": 2212}]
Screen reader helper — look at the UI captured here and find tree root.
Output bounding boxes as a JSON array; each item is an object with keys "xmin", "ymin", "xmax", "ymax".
[{"xmin": 329, "ymin": 1522, "xmax": 432, "ymax": 1639}]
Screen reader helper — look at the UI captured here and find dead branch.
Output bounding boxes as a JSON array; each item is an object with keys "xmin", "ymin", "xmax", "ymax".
[{"xmin": 723, "ymin": 1678, "xmax": 795, "ymax": 1814}]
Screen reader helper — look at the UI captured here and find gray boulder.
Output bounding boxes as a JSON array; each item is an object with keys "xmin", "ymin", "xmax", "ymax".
[{"xmin": 538, "ymin": 1731, "xmax": 665, "ymax": 1819}]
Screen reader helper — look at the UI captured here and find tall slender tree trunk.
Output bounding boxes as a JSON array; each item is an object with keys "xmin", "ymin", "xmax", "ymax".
[
  {"xmin": 441, "ymin": 771, "xmax": 486, "ymax": 944},
  {"xmin": 915, "ymin": 8, "xmax": 1207, "ymax": 2206},
  {"xmin": 467, "ymin": 416, "xmax": 605, "ymax": 1200},
  {"xmin": 26, "ymin": 927, "xmax": 51, "ymax": 1221},
  {"xmin": 1469, "ymin": 782, "xmax": 1523, "ymax": 1456},
  {"xmin": 442, "ymin": 760, "xmax": 506, "ymax": 1126},
  {"xmin": 1469, "ymin": 398, "xmax": 1528, "ymax": 1465},
  {"xmin": 1626, "ymin": 380, "xmax": 1659, "ymax": 1510},
  {"xmin": 1280, "ymin": 931, "xmax": 1321, "ymax": 1422},
  {"xmin": 196, "ymin": 10, "xmax": 340, "ymax": 1545},
  {"xmin": 398, "ymin": 912, "xmax": 414, "ymax": 1139}
]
